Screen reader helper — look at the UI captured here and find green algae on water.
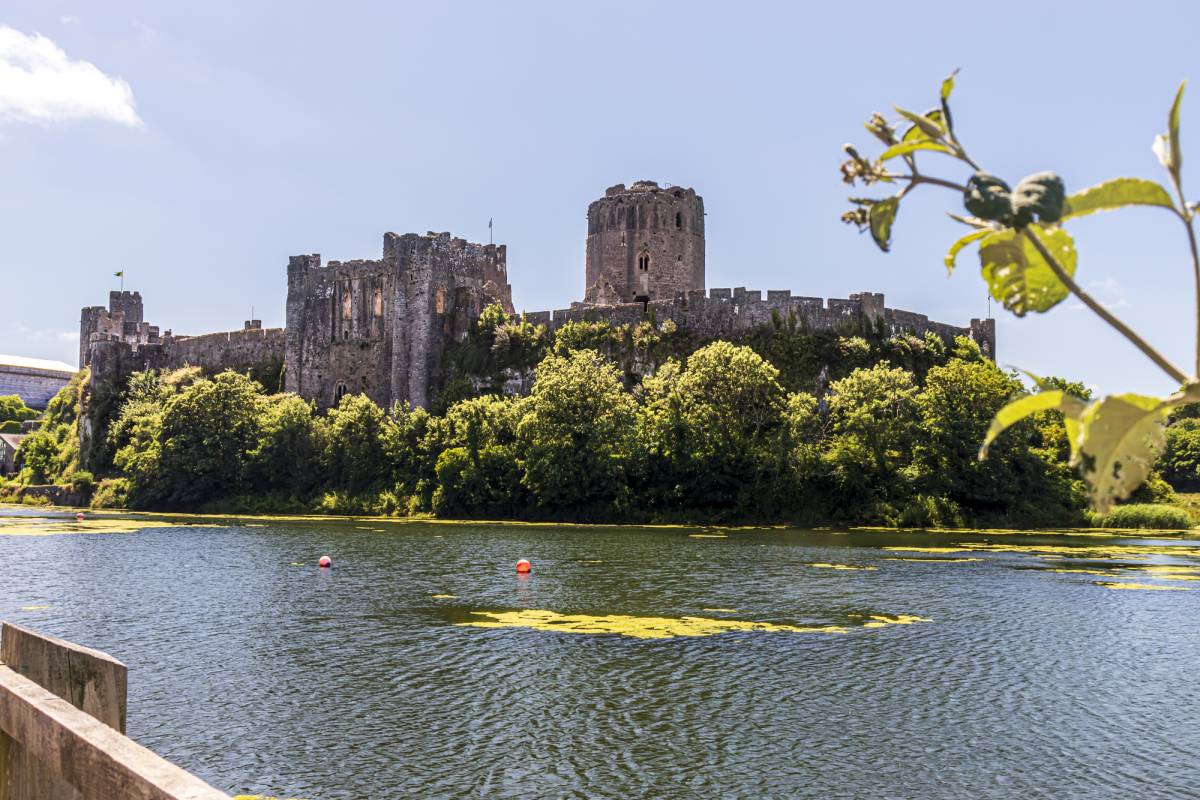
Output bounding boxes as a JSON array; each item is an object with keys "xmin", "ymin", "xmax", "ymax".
[
  {"xmin": 0, "ymin": 515, "xmax": 217, "ymax": 537},
  {"xmin": 457, "ymin": 609, "xmax": 930, "ymax": 640}
]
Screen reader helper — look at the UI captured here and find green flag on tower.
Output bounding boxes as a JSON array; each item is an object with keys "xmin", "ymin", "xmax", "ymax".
[{"xmin": 114, "ymin": 271, "xmax": 123, "ymax": 277}]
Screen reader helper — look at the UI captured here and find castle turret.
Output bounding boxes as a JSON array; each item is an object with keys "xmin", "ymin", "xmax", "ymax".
[{"xmin": 584, "ymin": 180, "xmax": 705, "ymax": 304}]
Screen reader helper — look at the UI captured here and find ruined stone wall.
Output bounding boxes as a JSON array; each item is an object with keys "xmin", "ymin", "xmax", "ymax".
[
  {"xmin": 79, "ymin": 291, "xmax": 161, "ymax": 368},
  {"xmin": 585, "ymin": 181, "xmax": 705, "ymax": 305},
  {"xmin": 286, "ymin": 230, "xmax": 515, "ymax": 410},
  {"xmin": 528, "ymin": 288, "xmax": 996, "ymax": 358},
  {"xmin": 285, "ymin": 255, "xmax": 394, "ymax": 409},
  {"xmin": 164, "ymin": 327, "xmax": 286, "ymax": 374}
]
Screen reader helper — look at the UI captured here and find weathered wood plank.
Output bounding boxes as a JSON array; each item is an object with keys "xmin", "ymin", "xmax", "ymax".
[{"xmin": 0, "ymin": 665, "xmax": 229, "ymax": 800}]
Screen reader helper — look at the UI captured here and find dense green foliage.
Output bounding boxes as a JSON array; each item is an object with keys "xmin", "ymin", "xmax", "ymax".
[
  {"xmin": 9, "ymin": 308, "xmax": 1190, "ymax": 528},
  {"xmin": 0, "ymin": 395, "xmax": 38, "ymax": 427},
  {"xmin": 1087, "ymin": 503, "xmax": 1193, "ymax": 530},
  {"xmin": 842, "ymin": 74, "xmax": 1200, "ymax": 514},
  {"xmin": 12, "ymin": 372, "xmax": 84, "ymax": 484}
]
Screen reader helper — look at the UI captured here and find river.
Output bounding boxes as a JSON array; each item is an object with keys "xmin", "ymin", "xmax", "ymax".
[{"xmin": 1, "ymin": 507, "xmax": 1198, "ymax": 799}]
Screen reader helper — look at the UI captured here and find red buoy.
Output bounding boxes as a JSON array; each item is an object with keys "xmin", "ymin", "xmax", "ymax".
[
  {"xmin": 318, "ymin": 555, "xmax": 332, "ymax": 568},
  {"xmin": 75, "ymin": 512, "xmax": 85, "ymax": 521},
  {"xmin": 515, "ymin": 559, "xmax": 531, "ymax": 574}
]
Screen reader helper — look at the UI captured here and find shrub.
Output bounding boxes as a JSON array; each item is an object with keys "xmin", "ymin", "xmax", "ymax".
[
  {"xmin": 67, "ymin": 470, "xmax": 95, "ymax": 497},
  {"xmin": 1088, "ymin": 503, "xmax": 1193, "ymax": 530},
  {"xmin": 90, "ymin": 477, "xmax": 131, "ymax": 509}
]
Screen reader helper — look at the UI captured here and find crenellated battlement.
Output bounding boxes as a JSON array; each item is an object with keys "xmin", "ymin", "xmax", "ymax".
[
  {"xmin": 525, "ymin": 288, "xmax": 995, "ymax": 357},
  {"xmin": 80, "ymin": 177, "xmax": 993, "ymax": 415}
]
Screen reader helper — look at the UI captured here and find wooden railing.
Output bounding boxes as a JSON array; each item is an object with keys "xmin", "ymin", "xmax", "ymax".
[{"xmin": 0, "ymin": 622, "xmax": 230, "ymax": 800}]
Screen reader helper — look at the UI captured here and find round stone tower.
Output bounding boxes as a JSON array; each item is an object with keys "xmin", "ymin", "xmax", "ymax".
[{"xmin": 584, "ymin": 180, "xmax": 705, "ymax": 305}]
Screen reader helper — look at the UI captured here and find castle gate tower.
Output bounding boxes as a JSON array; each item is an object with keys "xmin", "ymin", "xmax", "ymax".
[{"xmin": 584, "ymin": 180, "xmax": 705, "ymax": 304}]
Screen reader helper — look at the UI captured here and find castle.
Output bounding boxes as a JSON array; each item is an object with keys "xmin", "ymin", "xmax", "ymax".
[{"xmin": 79, "ymin": 180, "xmax": 995, "ymax": 408}]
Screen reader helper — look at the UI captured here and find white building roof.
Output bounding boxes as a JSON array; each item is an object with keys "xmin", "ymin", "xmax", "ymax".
[{"xmin": 0, "ymin": 354, "xmax": 78, "ymax": 375}]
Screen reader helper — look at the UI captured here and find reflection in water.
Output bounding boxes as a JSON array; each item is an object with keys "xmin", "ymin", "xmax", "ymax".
[{"xmin": 1, "ymin": 507, "xmax": 1198, "ymax": 799}]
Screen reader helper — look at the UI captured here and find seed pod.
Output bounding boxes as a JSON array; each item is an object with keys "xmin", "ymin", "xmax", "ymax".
[
  {"xmin": 963, "ymin": 172, "xmax": 1013, "ymax": 222},
  {"xmin": 1012, "ymin": 172, "xmax": 1066, "ymax": 225}
]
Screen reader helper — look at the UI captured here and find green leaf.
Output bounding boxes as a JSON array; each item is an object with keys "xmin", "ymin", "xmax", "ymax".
[
  {"xmin": 868, "ymin": 196, "xmax": 900, "ymax": 252},
  {"xmin": 1073, "ymin": 394, "xmax": 1171, "ymax": 513},
  {"xmin": 940, "ymin": 69, "xmax": 959, "ymax": 133},
  {"xmin": 1061, "ymin": 178, "xmax": 1176, "ymax": 220},
  {"xmin": 978, "ymin": 225, "xmax": 1077, "ymax": 316},
  {"xmin": 878, "ymin": 140, "xmax": 955, "ymax": 161},
  {"xmin": 945, "ymin": 229, "xmax": 989, "ymax": 274},
  {"xmin": 979, "ymin": 390, "xmax": 1087, "ymax": 459},
  {"xmin": 896, "ymin": 107, "xmax": 945, "ymax": 142},
  {"xmin": 1169, "ymin": 81, "xmax": 1185, "ymax": 175},
  {"xmin": 941, "ymin": 69, "xmax": 958, "ymax": 103}
]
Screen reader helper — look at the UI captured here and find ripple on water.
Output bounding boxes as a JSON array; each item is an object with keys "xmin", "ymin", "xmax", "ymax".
[{"xmin": 2, "ymin": 513, "xmax": 1199, "ymax": 798}]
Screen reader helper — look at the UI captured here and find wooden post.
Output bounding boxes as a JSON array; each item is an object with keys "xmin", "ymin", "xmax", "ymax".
[{"xmin": 0, "ymin": 623, "xmax": 228, "ymax": 800}]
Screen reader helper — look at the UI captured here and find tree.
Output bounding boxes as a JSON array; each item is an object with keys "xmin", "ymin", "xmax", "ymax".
[
  {"xmin": 823, "ymin": 364, "xmax": 919, "ymax": 512},
  {"xmin": 518, "ymin": 350, "xmax": 635, "ymax": 512},
  {"xmin": 841, "ymin": 73, "xmax": 1200, "ymax": 512},
  {"xmin": 248, "ymin": 394, "xmax": 322, "ymax": 494},
  {"xmin": 431, "ymin": 395, "xmax": 526, "ymax": 516},
  {"xmin": 0, "ymin": 395, "xmax": 37, "ymax": 425},
  {"xmin": 1161, "ymin": 419, "xmax": 1200, "ymax": 489},
  {"xmin": 153, "ymin": 372, "xmax": 263, "ymax": 506},
  {"xmin": 639, "ymin": 342, "xmax": 789, "ymax": 514},
  {"xmin": 913, "ymin": 359, "xmax": 1065, "ymax": 518},
  {"xmin": 323, "ymin": 393, "xmax": 391, "ymax": 494}
]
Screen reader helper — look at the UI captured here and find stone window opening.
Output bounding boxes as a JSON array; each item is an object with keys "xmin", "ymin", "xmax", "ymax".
[
  {"xmin": 638, "ymin": 253, "xmax": 650, "ymax": 272},
  {"xmin": 675, "ymin": 212, "xmax": 682, "ymax": 229},
  {"xmin": 334, "ymin": 381, "xmax": 348, "ymax": 403}
]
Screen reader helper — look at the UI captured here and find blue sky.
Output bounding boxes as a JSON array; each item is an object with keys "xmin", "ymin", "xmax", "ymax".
[{"xmin": 2, "ymin": 1, "xmax": 1198, "ymax": 396}]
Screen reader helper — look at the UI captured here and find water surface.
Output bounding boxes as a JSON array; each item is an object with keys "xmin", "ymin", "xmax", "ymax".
[{"xmin": 2, "ymin": 508, "xmax": 1198, "ymax": 799}]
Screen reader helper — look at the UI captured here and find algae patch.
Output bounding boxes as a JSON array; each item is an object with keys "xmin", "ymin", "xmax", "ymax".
[
  {"xmin": 431, "ymin": 594, "xmax": 458, "ymax": 599},
  {"xmin": 1095, "ymin": 582, "xmax": 1190, "ymax": 591},
  {"xmin": 0, "ymin": 516, "xmax": 208, "ymax": 537},
  {"xmin": 457, "ymin": 609, "xmax": 929, "ymax": 640},
  {"xmin": 806, "ymin": 563, "xmax": 877, "ymax": 571},
  {"xmin": 881, "ymin": 546, "xmax": 976, "ymax": 554},
  {"xmin": 884, "ymin": 557, "xmax": 981, "ymax": 563}
]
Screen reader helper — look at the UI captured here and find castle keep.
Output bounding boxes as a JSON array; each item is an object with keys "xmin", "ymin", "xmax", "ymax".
[
  {"xmin": 585, "ymin": 181, "xmax": 705, "ymax": 305},
  {"xmin": 285, "ymin": 231, "xmax": 513, "ymax": 409},
  {"xmin": 79, "ymin": 180, "xmax": 995, "ymax": 408}
]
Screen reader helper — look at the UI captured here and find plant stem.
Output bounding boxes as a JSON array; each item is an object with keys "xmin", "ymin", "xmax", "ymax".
[
  {"xmin": 893, "ymin": 174, "xmax": 968, "ymax": 198},
  {"xmin": 1168, "ymin": 174, "xmax": 1200, "ymax": 376},
  {"xmin": 1184, "ymin": 218, "xmax": 1200, "ymax": 376},
  {"xmin": 1022, "ymin": 227, "xmax": 1192, "ymax": 386}
]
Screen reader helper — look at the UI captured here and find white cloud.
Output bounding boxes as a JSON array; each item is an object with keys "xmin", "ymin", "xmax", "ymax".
[
  {"xmin": 1064, "ymin": 277, "xmax": 1129, "ymax": 312},
  {"xmin": 59, "ymin": 15, "xmax": 80, "ymax": 25},
  {"xmin": 0, "ymin": 25, "xmax": 141, "ymax": 126}
]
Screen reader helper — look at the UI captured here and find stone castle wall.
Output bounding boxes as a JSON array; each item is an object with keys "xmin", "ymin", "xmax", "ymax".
[
  {"xmin": 585, "ymin": 181, "xmax": 704, "ymax": 305},
  {"xmin": 78, "ymin": 180, "xmax": 994, "ymax": 414},
  {"xmin": 525, "ymin": 287, "xmax": 996, "ymax": 357},
  {"xmin": 285, "ymin": 231, "xmax": 515, "ymax": 410},
  {"xmin": 78, "ymin": 291, "xmax": 159, "ymax": 367},
  {"xmin": 164, "ymin": 327, "xmax": 286, "ymax": 373}
]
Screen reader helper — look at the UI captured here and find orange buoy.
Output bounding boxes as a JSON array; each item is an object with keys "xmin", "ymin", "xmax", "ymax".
[
  {"xmin": 75, "ymin": 512, "xmax": 85, "ymax": 521},
  {"xmin": 318, "ymin": 555, "xmax": 332, "ymax": 568},
  {"xmin": 515, "ymin": 559, "xmax": 531, "ymax": 574}
]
